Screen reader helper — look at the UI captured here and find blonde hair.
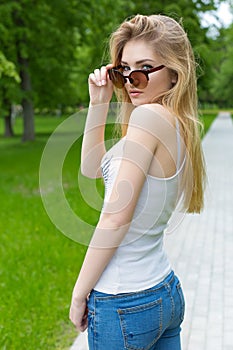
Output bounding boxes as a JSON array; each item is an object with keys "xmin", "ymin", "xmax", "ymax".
[{"xmin": 109, "ymin": 14, "xmax": 206, "ymax": 213}]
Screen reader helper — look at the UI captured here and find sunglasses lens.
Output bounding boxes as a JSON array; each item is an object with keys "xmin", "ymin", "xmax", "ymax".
[
  {"xmin": 130, "ymin": 71, "xmax": 148, "ymax": 89},
  {"xmin": 108, "ymin": 68, "xmax": 150, "ymax": 89},
  {"xmin": 108, "ymin": 70, "xmax": 125, "ymax": 88}
]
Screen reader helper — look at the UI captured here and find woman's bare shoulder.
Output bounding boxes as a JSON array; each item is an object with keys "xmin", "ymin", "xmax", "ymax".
[
  {"xmin": 128, "ymin": 103, "xmax": 176, "ymax": 135},
  {"xmin": 142, "ymin": 103, "xmax": 175, "ymax": 122}
]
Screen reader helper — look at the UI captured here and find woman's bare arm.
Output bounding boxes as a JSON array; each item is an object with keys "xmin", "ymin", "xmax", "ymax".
[
  {"xmin": 81, "ymin": 65, "xmax": 114, "ymax": 178},
  {"xmin": 81, "ymin": 103, "xmax": 109, "ymax": 178}
]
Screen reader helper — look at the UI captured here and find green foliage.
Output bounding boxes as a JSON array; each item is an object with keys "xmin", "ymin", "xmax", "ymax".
[
  {"xmin": 0, "ymin": 52, "xmax": 20, "ymax": 81},
  {"xmin": 0, "ymin": 51, "xmax": 21, "ymax": 115},
  {"xmin": 210, "ymin": 24, "xmax": 233, "ymax": 107},
  {"xmin": 0, "ymin": 0, "xmax": 81, "ymax": 111},
  {"xmin": 27, "ymin": 0, "xmax": 81, "ymax": 108},
  {"xmin": 0, "ymin": 0, "xmax": 231, "ymax": 137}
]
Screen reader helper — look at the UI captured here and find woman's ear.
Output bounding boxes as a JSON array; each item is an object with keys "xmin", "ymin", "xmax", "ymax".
[{"xmin": 171, "ymin": 71, "xmax": 178, "ymax": 85}]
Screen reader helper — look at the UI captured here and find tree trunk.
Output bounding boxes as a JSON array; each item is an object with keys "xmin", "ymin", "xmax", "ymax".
[
  {"xmin": 19, "ymin": 56, "xmax": 35, "ymax": 141},
  {"xmin": 3, "ymin": 98, "xmax": 14, "ymax": 137},
  {"xmin": 13, "ymin": 8, "xmax": 35, "ymax": 142},
  {"xmin": 4, "ymin": 115, "xmax": 14, "ymax": 137},
  {"xmin": 22, "ymin": 95, "xmax": 34, "ymax": 142}
]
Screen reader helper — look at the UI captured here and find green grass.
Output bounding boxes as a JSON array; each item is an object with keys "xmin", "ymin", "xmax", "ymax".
[
  {"xmin": 0, "ymin": 115, "xmax": 88, "ymax": 350},
  {"xmin": 0, "ymin": 109, "xmax": 218, "ymax": 349},
  {"xmin": 200, "ymin": 113, "xmax": 217, "ymax": 136}
]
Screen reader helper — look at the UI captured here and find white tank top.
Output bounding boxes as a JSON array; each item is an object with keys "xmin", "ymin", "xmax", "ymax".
[{"xmin": 94, "ymin": 120, "xmax": 185, "ymax": 294}]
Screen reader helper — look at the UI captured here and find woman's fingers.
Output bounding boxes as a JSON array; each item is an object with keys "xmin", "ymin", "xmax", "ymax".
[
  {"xmin": 100, "ymin": 66, "xmax": 107, "ymax": 85},
  {"xmin": 88, "ymin": 64, "xmax": 114, "ymax": 104},
  {"xmin": 89, "ymin": 65, "xmax": 113, "ymax": 87},
  {"xmin": 106, "ymin": 63, "xmax": 114, "ymax": 70},
  {"xmin": 94, "ymin": 68, "xmax": 102, "ymax": 86},
  {"xmin": 69, "ymin": 299, "xmax": 88, "ymax": 333},
  {"xmin": 89, "ymin": 72, "xmax": 99, "ymax": 86}
]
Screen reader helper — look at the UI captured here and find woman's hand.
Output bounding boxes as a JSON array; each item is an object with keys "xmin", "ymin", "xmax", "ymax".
[
  {"xmin": 69, "ymin": 295, "xmax": 88, "ymax": 332},
  {"xmin": 88, "ymin": 64, "xmax": 114, "ymax": 105}
]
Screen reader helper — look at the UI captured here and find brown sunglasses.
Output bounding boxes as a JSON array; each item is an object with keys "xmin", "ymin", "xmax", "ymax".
[{"xmin": 108, "ymin": 65, "xmax": 165, "ymax": 89}]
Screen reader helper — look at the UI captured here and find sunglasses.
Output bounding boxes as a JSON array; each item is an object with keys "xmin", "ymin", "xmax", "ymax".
[{"xmin": 108, "ymin": 65, "xmax": 165, "ymax": 89}]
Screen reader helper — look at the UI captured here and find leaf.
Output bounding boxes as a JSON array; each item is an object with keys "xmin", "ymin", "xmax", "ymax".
[{"xmin": 0, "ymin": 52, "xmax": 20, "ymax": 82}]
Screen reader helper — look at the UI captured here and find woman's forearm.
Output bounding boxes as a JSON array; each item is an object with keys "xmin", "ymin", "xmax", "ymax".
[
  {"xmin": 72, "ymin": 245, "xmax": 116, "ymax": 301},
  {"xmin": 81, "ymin": 103, "xmax": 109, "ymax": 178},
  {"xmin": 72, "ymin": 215, "xmax": 130, "ymax": 301}
]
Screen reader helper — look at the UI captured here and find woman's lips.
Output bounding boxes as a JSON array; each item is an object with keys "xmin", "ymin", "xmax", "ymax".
[{"xmin": 129, "ymin": 90, "xmax": 142, "ymax": 97}]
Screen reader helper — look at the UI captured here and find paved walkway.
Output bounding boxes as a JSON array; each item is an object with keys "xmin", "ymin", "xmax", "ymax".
[{"xmin": 70, "ymin": 112, "xmax": 233, "ymax": 350}]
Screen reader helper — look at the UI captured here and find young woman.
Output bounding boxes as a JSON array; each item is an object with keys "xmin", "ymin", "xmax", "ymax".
[{"xmin": 69, "ymin": 14, "xmax": 206, "ymax": 350}]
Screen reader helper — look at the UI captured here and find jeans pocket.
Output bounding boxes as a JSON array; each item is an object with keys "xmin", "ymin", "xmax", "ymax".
[
  {"xmin": 176, "ymin": 282, "xmax": 185, "ymax": 322},
  {"xmin": 117, "ymin": 297, "xmax": 162, "ymax": 350}
]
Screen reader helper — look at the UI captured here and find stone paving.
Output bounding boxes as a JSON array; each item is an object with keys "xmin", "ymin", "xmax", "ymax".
[{"xmin": 70, "ymin": 112, "xmax": 233, "ymax": 350}]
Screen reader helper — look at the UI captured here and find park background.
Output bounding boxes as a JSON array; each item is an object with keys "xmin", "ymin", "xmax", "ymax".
[{"xmin": 0, "ymin": 0, "xmax": 232, "ymax": 349}]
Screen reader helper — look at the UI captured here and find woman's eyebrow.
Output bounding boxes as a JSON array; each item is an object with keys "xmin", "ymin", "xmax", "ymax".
[{"xmin": 121, "ymin": 59, "xmax": 155, "ymax": 65}]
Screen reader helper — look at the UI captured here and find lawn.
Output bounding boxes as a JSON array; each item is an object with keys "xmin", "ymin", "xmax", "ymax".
[
  {"xmin": 0, "ymin": 109, "xmax": 218, "ymax": 349},
  {"xmin": 0, "ymin": 115, "xmax": 88, "ymax": 350},
  {"xmin": 199, "ymin": 110, "xmax": 220, "ymax": 136}
]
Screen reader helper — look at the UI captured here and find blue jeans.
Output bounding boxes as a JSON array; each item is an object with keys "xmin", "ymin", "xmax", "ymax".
[{"xmin": 87, "ymin": 271, "xmax": 185, "ymax": 350}]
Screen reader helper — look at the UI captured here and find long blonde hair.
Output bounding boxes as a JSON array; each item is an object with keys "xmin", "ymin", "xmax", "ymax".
[{"xmin": 109, "ymin": 14, "xmax": 206, "ymax": 213}]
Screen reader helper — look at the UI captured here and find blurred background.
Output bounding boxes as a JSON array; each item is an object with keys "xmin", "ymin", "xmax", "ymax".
[
  {"xmin": 0, "ymin": 0, "xmax": 233, "ymax": 140},
  {"xmin": 0, "ymin": 1, "xmax": 232, "ymax": 349}
]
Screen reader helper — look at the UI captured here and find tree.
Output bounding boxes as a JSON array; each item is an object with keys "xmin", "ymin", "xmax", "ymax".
[
  {"xmin": 71, "ymin": 0, "xmax": 135, "ymax": 104},
  {"xmin": 211, "ymin": 24, "xmax": 233, "ymax": 107},
  {"xmin": 0, "ymin": 0, "xmax": 228, "ymax": 141},
  {"xmin": 0, "ymin": 0, "xmax": 80, "ymax": 140},
  {"xmin": 199, "ymin": 0, "xmax": 233, "ymax": 107},
  {"xmin": 0, "ymin": 51, "xmax": 20, "ymax": 137}
]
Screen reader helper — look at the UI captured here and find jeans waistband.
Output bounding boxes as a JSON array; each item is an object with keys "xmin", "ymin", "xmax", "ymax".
[
  {"xmin": 147, "ymin": 270, "xmax": 175, "ymax": 292},
  {"xmin": 92, "ymin": 271, "xmax": 175, "ymax": 298}
]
